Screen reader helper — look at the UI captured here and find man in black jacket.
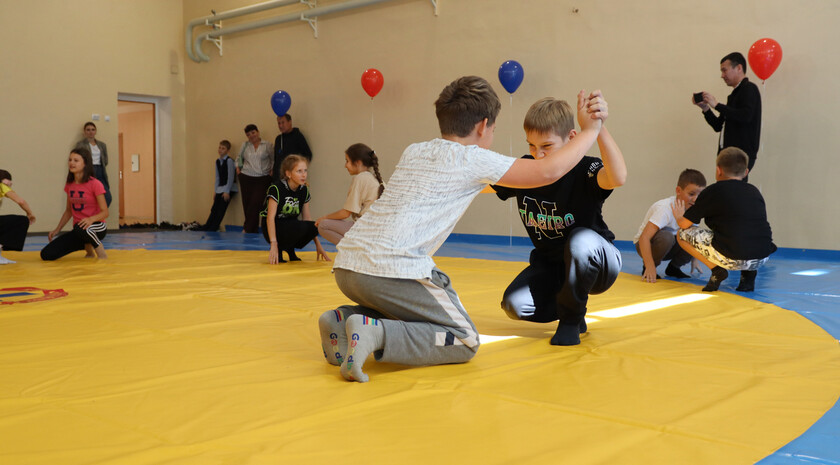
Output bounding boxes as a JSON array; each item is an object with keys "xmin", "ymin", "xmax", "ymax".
[
  {"xmin": 694, "ymin": 52, "xmax": 762, "ymax": 181},
  {"xmin": 273, "ymin": 113, "xmax": 312, "ymax": 183}
]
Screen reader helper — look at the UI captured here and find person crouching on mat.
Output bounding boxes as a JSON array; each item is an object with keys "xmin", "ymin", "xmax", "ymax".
[
  {"xmin": 260, "ymin": 154, "xmax": 329, "ymax": 263},
  {"xmin": 0, "ymin": 169, "xmax": 37, "ymax": 264},
  {"xmin": 41, "ymin": 147, "xmax": 109, "ymax": 261}
]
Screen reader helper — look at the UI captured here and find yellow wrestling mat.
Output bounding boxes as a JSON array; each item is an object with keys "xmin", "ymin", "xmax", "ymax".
[{"xmin": 1, "ymin": 250, "xmax": 839, "ymax": 464}]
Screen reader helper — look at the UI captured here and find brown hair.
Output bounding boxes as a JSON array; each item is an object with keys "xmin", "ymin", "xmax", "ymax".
[
  {"xmin": 346, "ymin": 143, "xmax": 385, "ymax": 198},
  {"xmin": 716, "ymin": 147, "xmax": 749, "ymax": 178},
  {"xmin": 84, "ymin": 121, "xmax": 97, "ymax": 130},
  {"xmin": 0, "ymin": 169, "xmax": 10, "ymax": 182},
  {"xmin": 219, "ymin": 140, "xmax": 232, "ymax": 150},
  {"xmin": 281, "ymin": 154, "xmax": 308, "ymax": 181},
  {"xmin": 68, "ymin": 147, "xmax": 95, "ymax": 183},
  {"xmin": 434, "ymin": 76, "xmax": 501, "ymax": 137},
  {"xmin": 524, "ymin": 97, "xmax": 575, "ymax": 137},
  {"xmin": 677, "ymin": 169, "xmax": 707, "ymax": 189}
]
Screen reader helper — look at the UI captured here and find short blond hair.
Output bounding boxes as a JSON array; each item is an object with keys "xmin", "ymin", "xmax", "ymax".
[
  {"xmin": 524, "ymin": 98, "xmax": 574, "ymax": 137},
  {"xmin": 716, "ymin": 147, "xmax": 749, "ymax": 177}
]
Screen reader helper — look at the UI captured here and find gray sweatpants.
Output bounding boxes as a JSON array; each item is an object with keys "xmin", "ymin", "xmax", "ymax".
[{"xmin": 334, "ymin": 267, "xmax": 479, "ymax": 366}]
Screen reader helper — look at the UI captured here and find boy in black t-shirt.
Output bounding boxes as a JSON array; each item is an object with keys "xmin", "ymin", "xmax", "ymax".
[
  {"xmin": 492, "ymin": 95, "xmax": 627, "ymax": 346},
  {"xmin": 672, "ymin": 147, "xmax": 776, "ymax": 292}
]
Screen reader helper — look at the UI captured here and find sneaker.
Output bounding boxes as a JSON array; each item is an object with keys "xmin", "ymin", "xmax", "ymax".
[{"xmin": 0, "ymin": 255, "xmax": 15, "ymax": 265}]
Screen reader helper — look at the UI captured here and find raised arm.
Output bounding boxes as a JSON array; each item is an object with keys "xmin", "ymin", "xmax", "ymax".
[
  {"xmin": 594, "ymin": 94, "xmax": 626, "ymax": 191},
  {"xmin": 496, "ymin": 90, "xmax": 603, "ymax": 188}
]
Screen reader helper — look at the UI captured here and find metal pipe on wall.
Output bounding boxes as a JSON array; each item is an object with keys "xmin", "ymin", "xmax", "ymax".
[
  {"xmin": 189, "ymin": 0, "xmax": 404, "ymax": 63},
  {"xmin": 186, "ymin": 0, "xmax": 301, "ymax": 63}
]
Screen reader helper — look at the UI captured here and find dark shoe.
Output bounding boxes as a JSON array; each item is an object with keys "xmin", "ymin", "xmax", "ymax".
[
  {"xmin": 665, "ymin": 263, "xmax": 691, "ymax": 279},
  {"xmin": 736, "ymin": 270, "xmax": 757, "ymax": 292},
  {"xmin": 702, "ymin": 266, "xmax": 729, "ymax": 292}
]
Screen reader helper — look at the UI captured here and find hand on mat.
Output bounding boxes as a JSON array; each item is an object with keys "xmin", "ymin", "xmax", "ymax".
[
  {"xmin": 643, "ymin": 265, "xmax": 658, "ymax": 283},
  {"xmin": 268, "ymin": 243, "xmax": 280, "ymax": 264},
  {"xmin": 691, "ymin": 258, "xmax": 703, "ymax": 277},
  {"xmin": 316, "ymin": 242, "xmax": 331, "ymax": 262}
]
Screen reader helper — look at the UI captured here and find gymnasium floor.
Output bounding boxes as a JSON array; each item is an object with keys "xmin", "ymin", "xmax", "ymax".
[{"xmin": 1, "ymin": 231, "xmax": 838, "ymax": 464}]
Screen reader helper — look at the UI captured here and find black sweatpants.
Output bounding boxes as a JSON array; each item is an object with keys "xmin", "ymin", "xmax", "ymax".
[
  {"xmin": 40, "ymin": 223, "xmax": 107, "ymax": 261},
  {"xmin": 0, "ymin": 215, "xmax": 30, "ymax": 251},
  {"xmin": 260, "ymin": 217, "xmax": 317, "ymax": 251},
  {"xmin": 501, "ymin": 227, "xmax": 622, "ymax": 325}
]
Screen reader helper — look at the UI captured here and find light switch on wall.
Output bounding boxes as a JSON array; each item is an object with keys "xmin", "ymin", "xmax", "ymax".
[{"xmin": 131, "ymin": 154, "xmax": 140, "ymax": 172}]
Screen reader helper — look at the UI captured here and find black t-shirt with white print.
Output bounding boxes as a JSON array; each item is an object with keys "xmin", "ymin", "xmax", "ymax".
[{"xmin": 492, "ymin": 155, "xmax": 614, "ymax": 261}]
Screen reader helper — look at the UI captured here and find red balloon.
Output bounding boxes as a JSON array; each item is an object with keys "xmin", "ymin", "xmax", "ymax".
[
  {"xmin": 361, "ymin": 68, "xmax": 384, "ymax": 98},
  {"xmin": 748, "ymin": 38, "xmax": 783, "ymax": 81}
]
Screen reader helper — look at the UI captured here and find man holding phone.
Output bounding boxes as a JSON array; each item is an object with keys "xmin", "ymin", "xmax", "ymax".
[{"xmin": 693, "ymin": 52, "xmax": 762, "ymax": 181}]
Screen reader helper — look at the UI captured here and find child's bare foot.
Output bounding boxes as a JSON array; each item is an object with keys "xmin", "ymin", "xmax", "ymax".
[
  {"xmin": 94, "ymin": 246, "xmax": 108, "ymax": 260},
  {"xmin": 84, "ymin": 244, "xmax": 96, "ymax": 258}
]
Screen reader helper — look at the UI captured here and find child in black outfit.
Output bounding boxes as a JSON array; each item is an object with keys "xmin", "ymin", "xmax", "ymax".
[
  {"xmin": 672, "ymin": 147, "xmax": 776, "ymax": 292},
  {"xmin": 260, "ymin": 154, "xmax": 329, "ymax": 263},
  {"xmin": 492, "ymin": 95, "xmax": 626, "ymax": 346}
]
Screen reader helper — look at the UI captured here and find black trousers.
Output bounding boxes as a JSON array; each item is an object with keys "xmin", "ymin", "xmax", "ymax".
[
  {"xmin": 0, "ymin": 215, "xmax": 30, "ymax": 251},
  {"xmin": 40, "ymin": 223, "xmax": 107, "ymax": 261},
  {"xmin": 501, "ymin": 228, "xmax": 622, "ymax": 325},
  {"xmin": 239, "ymin": 174, "xmax": 272, "ymax": 233},
  {"xmin": 201, "ymin": 192, "xmax": 236, "ymax": 232},
  {"xmin": 261, "ymin": 217, "xmax": 317, "ymax": 250}
]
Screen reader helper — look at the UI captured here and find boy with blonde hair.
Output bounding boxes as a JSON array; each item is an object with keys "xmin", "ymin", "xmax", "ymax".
[
  {"xmin": 673, "ymin": 147, "xmax": 776, "ymax": 292},
  {"xmin": 492, "ymin": 95, "xmax": 626, "ymax": 346},
  {"xmin": 318, "ymin": 76, "xmax": 607, "ymax": 382}
]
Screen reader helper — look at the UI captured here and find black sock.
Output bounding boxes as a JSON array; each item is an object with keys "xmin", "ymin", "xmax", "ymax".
[
  {"xmin": 736, "ymin": 270, "xmax": 757, "ymax": 292},
  {"xmin": 550, "ymin": 322, "xmax": 581, "ymax": 346},
  {"xmin": 702, "ymin": 266, "xmax": 729, "ymax": 292},
  {"xmin": 665, "ymin": 263, "xmax": 690, "ymax": 279},
  {"xmin": 286, "ymin": 249, "xmax": 301, "ymax": 261}
]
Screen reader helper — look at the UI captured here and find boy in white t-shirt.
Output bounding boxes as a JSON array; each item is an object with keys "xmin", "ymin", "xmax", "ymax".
[
  {"xmin": 318, "ymin": 75, "xmax": 608, "ymax": 382},
  {"xmin": 633, "ymin": 169, "xmax": 706, "ymax": 283}
]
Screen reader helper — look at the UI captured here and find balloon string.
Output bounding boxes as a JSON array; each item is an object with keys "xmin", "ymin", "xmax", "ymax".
[
  {"xmin": 509, "ymin": 93, "xmax": 514, "ymax": 247},
  {"xmin": 370, "ymin": 98, "xmax": 375, "ymax": 145},
  {"xmin": 760, "ymin": 80, "xmax": 765, "ymax": 158}
]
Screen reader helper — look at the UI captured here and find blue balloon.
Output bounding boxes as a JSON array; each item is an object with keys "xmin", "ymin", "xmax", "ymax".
[
  {"xmin": 270, "ymin": 90, "xmax": 292, "ymax": 116},
  {"xmin": 498, "ymin": 60, "xmax": 524, "ymax": 94}
]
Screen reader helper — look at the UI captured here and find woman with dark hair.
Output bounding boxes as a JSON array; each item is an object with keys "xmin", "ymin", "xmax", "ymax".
[
  {"xmin": 236, "ymin": 124, "xmax": 274, "ymax": 233},
  {"xmin": 41, "ymin": 147, "xmax": 109, "ymax": 260},
  {"xmin": 315, "ymin": 143, "xmax": 385, "ymax": 246},
  {"xmin": 76, "ymin": 121, "xmax": 112, "ymax": 206}
]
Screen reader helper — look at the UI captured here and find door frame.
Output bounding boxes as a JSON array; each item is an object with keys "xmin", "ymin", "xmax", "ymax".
[{"xmin": 117, "ymin": 93, "xmax": 173, "ymax": 224}]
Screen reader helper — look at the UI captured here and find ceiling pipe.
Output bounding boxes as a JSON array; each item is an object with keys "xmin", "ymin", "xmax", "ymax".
[
  {"xmin": 186, "ymin": 0, "xmax": 302, "ymax": 63},
  {"xmin": 192, "ymin": 0, "xmax": 403, "ymax": 63}
]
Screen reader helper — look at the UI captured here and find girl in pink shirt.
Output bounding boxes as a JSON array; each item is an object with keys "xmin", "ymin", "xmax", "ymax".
[{"xmin": 40, "ymin": 147, "xmax": 109, "ymax": 260}]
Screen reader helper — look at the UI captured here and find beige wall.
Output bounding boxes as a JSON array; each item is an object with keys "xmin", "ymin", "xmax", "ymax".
[
  {"xmin": 3, "ymin": 1, "xmax": 838, "ymax": 250},
  {"xmin": 0, "ymin": 0, "xmax": 185, "ymax": 231},
  {"xmin": 182, "ymin": 0, "xmax": 839, "ymax": 250}
]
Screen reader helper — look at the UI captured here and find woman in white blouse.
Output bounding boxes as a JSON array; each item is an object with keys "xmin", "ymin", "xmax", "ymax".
[{"xmin": 76, "ymin": 122, "xmax": 112, "ymax": 206}]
